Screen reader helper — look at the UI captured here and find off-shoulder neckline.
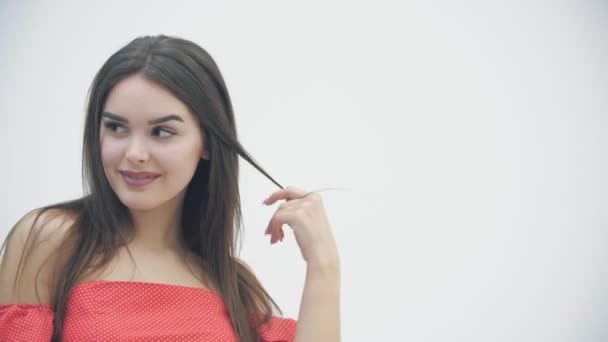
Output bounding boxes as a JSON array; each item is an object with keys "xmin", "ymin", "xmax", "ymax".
[
  {"xmin": 0, "ymin": 280, "xmax": 223, "ymax": 308},
  {"xmin": 74, "ymin": 279, "xmax": 222, "ymax": 298}
]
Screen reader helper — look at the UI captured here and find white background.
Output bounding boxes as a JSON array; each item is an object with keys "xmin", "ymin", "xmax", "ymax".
[{"xmin": 1, "ymin": 1, "xmax": 607, "ymax": 341}]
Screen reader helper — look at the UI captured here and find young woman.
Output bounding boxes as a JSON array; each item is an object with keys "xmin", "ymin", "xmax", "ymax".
[{"xmin": 0, "ymin": 35, "xmax": 340, "ymax": 341}]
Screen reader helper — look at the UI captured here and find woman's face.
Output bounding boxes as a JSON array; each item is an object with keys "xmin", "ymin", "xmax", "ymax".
[{"xmin": 100, "ymin": 73, "xmax": 207, "ymax": 211}]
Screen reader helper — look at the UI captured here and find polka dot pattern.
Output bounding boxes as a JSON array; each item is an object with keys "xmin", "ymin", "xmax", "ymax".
[
  {"xmin": 0, "ymin": 304, "xmax": 53, "ymax": 340},
  {"xmin": 0, "ymin": 280, "xmax": 296, "ymax": 341}
]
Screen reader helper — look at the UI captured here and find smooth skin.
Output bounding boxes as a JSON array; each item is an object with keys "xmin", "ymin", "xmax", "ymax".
[{"xmin": 264, "ymin": 186, "xmax": 341, "ymax": 342}]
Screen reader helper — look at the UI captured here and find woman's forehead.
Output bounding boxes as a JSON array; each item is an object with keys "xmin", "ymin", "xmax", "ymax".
[{"xmin": 103, "ymin": 74, "xmax": 193, "ymax": 123}]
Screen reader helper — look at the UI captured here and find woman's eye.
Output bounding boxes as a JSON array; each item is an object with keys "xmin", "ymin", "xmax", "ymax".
[
  {"xmin": 104, "ymin": 121, "xmax": 126, "ymax": 133},
  {"xmin": 152, "ymin": 127, "xmax": 175, "ymax": 138}
]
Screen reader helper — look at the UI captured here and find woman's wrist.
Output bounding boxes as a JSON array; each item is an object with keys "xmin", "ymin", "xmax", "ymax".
[{"xmin": 305, "ymin": 249, "xmax": 340, "ymax": 276}]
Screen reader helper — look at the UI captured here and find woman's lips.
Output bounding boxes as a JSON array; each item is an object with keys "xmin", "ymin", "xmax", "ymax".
[{"xmin": 119, "ymin": 171, "xmax": 160, "ymax": 188}]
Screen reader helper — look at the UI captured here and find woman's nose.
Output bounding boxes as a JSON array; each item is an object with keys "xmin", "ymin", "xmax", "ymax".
[{"xmin": 125, "ymin": 137, "xmax": 150, "ymax": 164}]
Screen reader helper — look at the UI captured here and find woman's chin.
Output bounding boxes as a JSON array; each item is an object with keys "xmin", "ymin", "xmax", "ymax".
[
  {"xmin": 117, "ymin": 194, "xmax": 162, "ymax": 212},
  {"xmin": 110, "ymin": 181, "xmax": 186, "ymax": 213}
]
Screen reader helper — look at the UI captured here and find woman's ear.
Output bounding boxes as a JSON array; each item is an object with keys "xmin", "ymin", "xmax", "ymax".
[{"xmin": 201, "ymin": 149, "xmax": 209, "ymax": 160}]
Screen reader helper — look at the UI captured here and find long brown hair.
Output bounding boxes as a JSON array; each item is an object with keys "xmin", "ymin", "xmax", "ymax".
[{"xmin": 2, "ymin": 35, "xmax": 284, "ymax": 341}]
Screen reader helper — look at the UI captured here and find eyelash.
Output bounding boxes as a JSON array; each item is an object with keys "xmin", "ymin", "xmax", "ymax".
[
  {"xmin": 103, "ymin": 122, "xmax": 125, "ymax": 133},
  {"xmin": 152, "ymin": 127, "xmax": 175, "ymax": 138},
  {"xmin": 103, "ymin": 121, "xmax": 175, "ymax": 138}
]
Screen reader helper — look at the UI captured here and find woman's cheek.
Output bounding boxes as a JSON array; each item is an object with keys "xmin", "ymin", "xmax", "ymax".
[
  {"xmin": 100, "ymin": 138, "xmax": 123, "ymax": 166},
  {"xmin": 162, "ymin": 143, "xmax": 202, "ymax": 178},
  {"xmin": 160, "ymin": 147, "xmax": 186, "ymax": 170},
  {"xmin": 99, "ymin": 135, "xmax": 105, "ymax": 154}
]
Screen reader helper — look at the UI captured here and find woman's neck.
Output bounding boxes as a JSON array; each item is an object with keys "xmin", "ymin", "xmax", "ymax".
[{"xmin": 128, "ymin": 196, "xmax": 185, "ymax": 253}]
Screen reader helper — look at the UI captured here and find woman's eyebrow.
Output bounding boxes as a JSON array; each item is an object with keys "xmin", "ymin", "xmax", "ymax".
[
  {"xmin": 101, "ymin": 112, "xmax": 127, "ymax": 122},
  {"xmin": 101, "ymin": 112, "xmax": 184, "ymax": 124},
  {"xmin": 149, "ymin": 114, "xmax": 184, "ymax": 124}
]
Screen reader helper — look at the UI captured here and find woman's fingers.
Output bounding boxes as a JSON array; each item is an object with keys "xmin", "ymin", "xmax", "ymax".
[
  {"xmin": 263, "ymin": 186, "xmax": 309, "ymax": 205},
  {"xmin": 263, "ymin": 187, "xmax": 309, "ymax": 244},
  {"xmin": 266, "ymin": 208, "xmax": 297, "ymax": 244},
  {"xmin": 262, "ymin": 185, "xmax": 336, "ymax": 265}
]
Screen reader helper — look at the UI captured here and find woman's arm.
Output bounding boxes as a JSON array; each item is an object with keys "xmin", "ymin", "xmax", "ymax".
[
  {"xmin": 263, "ymin": 186, "xmax": 341, "ymax": 342},
  {"xmin": 294, "ymin": 252, "xmax": 340, "ymax": 342},
  {"xmin": 0, "ymin": 208, "xmax": 73, "ymax": 305}
]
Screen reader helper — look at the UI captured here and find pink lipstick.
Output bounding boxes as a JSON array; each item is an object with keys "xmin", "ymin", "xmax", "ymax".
[{"xmin": 119, "ymin": 171, "xmax": 160, "ymax": 188}]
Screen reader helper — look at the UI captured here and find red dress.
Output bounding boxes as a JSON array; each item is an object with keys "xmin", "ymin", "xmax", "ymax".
[{"xmin": 0, "ymin": 280, "xmax": 296, "ymax": 341}]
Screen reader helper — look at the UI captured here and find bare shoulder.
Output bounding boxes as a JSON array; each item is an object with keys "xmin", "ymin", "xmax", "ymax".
[{"xmin": 0, "ymin": 207, "xmax": 76, "ymax": 305}]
